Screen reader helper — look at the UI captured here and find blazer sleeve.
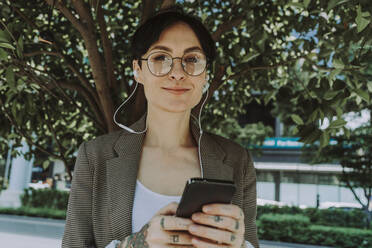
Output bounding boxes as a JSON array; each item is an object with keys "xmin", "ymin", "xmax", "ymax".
[
  {"xmin": 62, "ymin": 142, "xmax": 96, "ymax": 248},
  {"xmin": 243, "ymin": 149, "xmax": 259, "ymax": 248}
]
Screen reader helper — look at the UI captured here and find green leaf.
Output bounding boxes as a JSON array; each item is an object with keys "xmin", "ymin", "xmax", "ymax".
[
  {"xmin": 367, "ymin": 82, "xmax": 372, "ymax": 92},
  {"xmin": 5, "ymin": 66, "xmax": 15, "ymax": 89},
  {"xmin": 11, "ymin": 102, "xmax": 17, "ymax": 120},
  {"xmin": 320, "ymin": 131, "xmax": 330, "ymax": 148},
  {"xmin": 323, "ymin": 91, "xmax": 339, "ymax": 100},
  {"xmin": 343, "ymin": 127, "xmax": 350, "ymax": 139},
  {"xmin": 0, "ymin": 48, "xmax": 8, "ymax": 61},
  {"xmin": 0, "ymin": 42, "xmax": 15, "ymax": 50},
  {"xmin": 0, "ymin": 30, "xmax": 10, "ymax": 43},
  {"xmin": 288, "ymin": 2, "xmax": 304, "ymax": 9},
  {"xmin": 17, "ymin": 36, "xmax": 23, "ymax": 58},
  {"xmin": 226, "ymin": 66, "xmax": 233, "ymax": 76},
  {"xmin": 328, "ymin": 119, "xmax": 347, "ymax": 129},
  {"xmin": 329, "ymin": 68, "xmax": 342, "ymax": 81},
  {"xmin": 201, "ymin": 12, "xmax": 208, "ymax": 22},
  {"xmin": 327, "ymin": 0, "xmax": 349, "ymax": 10},
  {"xmin": 335, "ymin": 107, "xmax": 343, "ymax": 118},
  {"xmin": 291, "ymin": 114, "xmax": 304, "ymax": 125},
  {"xmin": 292, "ymin": 126, "xmax": 299, "ymax": 135},
  {"xmin": 43, "ymin": 160, "xmax": 50, "ymax": 170},
  {"xmin": 333, "ymin": 59, "xmax": 344, "ymax": 69},
  {"xmin": 264, "ymin": 91, "xmax": 275, "ymax": 105},
  {"xmin": 355, "ymin": 89, "xmax": 369, "ymax": 103},
  {"xmin": 241, "ymin": 53, "xmax": 260, "ymax": 63},
  {"xmin": 303, "ymin": 0, "xmax": 311, "ymax": 8},
  {"xmin": 309, "ymin": 109, "xmax": 319, "ymax": 122},
  {"xmin": 356, "ymin": 5, "xmax": 371, "ymax": 33}
]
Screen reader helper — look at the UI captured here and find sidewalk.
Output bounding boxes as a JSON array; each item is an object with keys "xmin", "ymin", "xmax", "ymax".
[{"xmin": 0, "ymin": 214, "xmax": 333, "ymax": 248}]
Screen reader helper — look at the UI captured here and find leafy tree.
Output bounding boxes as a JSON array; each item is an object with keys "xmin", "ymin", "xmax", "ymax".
[
  {"xmin": 0, "ymin": 0, "xmax": 371, "ymax": 179},
  {"xmin": 308, "ymin": 120, "xmax": 372, "ymax": 229}
]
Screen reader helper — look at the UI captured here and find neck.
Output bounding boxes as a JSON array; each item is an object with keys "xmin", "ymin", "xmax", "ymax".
[{"xmin": 144, "ymin": 107, "xmax": 196, "ymax": 150}]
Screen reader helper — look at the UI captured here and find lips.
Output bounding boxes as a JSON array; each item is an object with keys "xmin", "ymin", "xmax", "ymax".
[{"xmin": 162, "ymin": 87, "xmax": 190, "ymax": 95}]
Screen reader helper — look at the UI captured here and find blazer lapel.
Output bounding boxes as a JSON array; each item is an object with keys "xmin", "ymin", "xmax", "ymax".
[
  {"xmin": 190, "ymin": 120, "xmax": 234, "ymax": 181},
  {"xmin": 106, "ymin": 115, "xmax": 147, "ymax": 239}
]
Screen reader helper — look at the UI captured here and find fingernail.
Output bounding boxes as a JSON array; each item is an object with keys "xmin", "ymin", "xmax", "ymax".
[{"xmin": 203, "ymin": 206, "xmax": 211, "ymax": 212}]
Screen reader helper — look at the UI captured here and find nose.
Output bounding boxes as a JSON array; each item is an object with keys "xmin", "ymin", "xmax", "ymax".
[{"xmin": 168, "ymin": 58, "xmax": 186, "ymax": 81}]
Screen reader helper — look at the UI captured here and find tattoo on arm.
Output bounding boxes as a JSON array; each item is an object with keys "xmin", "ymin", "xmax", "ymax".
[
  {"xmin": 126, "ymin": 223, "xmax": 150, "ymax": 248},
  {"xmin": 235, "ymin": 220, "xmax": 239, "ymax": 230},
  {"xmin": 231, "ymin": 234, "xmax": 236, "ymax": 242},
  {"xmin": 241, "ymin": 240, "xmax": 246, "ymax": 248}
]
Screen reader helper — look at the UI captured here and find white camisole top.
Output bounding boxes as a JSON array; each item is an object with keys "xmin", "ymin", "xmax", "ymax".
[{"xmin": 132, "ymin": 180, "xmax": 182, "ymax": 233}]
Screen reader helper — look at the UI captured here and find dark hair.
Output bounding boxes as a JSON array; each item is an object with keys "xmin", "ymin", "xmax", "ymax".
[{"xmin": 131, "ymin": 6, "xmax": 216, "ymax": 66}]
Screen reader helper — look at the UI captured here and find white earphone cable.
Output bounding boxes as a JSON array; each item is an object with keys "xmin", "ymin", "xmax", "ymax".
[
  {"xmin": 113, "ymin": 81, "xmax": 148, "ymax": 134},
  {"xmin": 197, "ymin": 88, "xmax": 209, "ymax": 178}
]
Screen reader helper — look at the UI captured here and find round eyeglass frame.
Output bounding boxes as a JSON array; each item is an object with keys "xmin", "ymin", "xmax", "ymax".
[{"xmin": 138, "ymin": 51, "xmax": 208, "ymax": 77}]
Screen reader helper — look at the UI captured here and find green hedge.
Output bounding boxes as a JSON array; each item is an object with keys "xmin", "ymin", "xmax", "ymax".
[
  {"xmin": 258, "ymin": 213, "xmax": 372, "ymax": 248},
  {"xmin": 257, "ymin": 205, "xmax": 368, "ymax": 229},
  {"xmin": 0, "ymin": 206, "xmax": 66, "ymax": 219},
  {"xmin": 21, "ymin": 188, "xmax": 69, "ymax": 210},
  {"xmin": 258, "ymin": 214, "xmax": 310, "ymax": 243},
  {"xmin": 307, "ymin": 225, "xmax": 372, "ymax": 248}
]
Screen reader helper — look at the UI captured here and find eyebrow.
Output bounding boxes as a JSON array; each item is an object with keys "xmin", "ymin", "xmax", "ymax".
[{"xmin": 149, "ymin": 45, "xmax": 203, "ymax": 54}]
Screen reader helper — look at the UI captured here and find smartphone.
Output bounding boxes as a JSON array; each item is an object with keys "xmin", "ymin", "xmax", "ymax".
[{"xmin": 176, "ymin": 177, "xmax": 236, "ymax": 218}]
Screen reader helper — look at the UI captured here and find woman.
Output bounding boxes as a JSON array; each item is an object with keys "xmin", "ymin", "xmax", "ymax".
[{"xmin": 62, "ymin": 7, "xmax": 259, "ymax": 248}]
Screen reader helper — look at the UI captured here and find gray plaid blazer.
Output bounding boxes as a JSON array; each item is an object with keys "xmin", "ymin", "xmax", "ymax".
[{"xmin": 62, "ymin": 115, "xmax": 259, "ymax": 248}]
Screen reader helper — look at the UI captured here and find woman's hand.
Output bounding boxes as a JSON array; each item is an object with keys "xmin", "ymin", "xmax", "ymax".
[
  {"xmin": 188, "ymin": 204, "xmax": 245, "ymax": 248},
  {"xmin": 122, "ymin": 202, "xmax": 195, "ymax": 248}
]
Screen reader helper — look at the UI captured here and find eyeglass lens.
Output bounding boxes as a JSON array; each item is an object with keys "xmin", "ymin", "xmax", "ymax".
[{"xmin": 147, "ymin": 52, "xmax": 206, "ymax": 76}]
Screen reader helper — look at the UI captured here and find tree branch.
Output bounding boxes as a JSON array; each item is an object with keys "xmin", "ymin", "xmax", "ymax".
[
  {"xmin": 67, "ymin": 0, "xmax": 115, "ymax": 132},
  {"xmin": 44, "ymin": 0, "xmax": 86, "ymax": 35},
  {"xmin": 71, "ymin": 0, "xmax": 96, "ymax": 32},
  {"xmin": 45, "ymin": 0, "xmax": 115, "ymax": 131},
  {"xmin": 24, "ymin": 49, "xmax": 101, "ymax": 113},
  {"xmin": 342, "ymin": 168, "xmax": 366, "ymax": 208},
  {"xmin": 55, "ymin": 80, "xmax": 105, "ymax": 130},
  {"xmin": 212, "ymin": 16, "xmax": 245, "ymax": 41},
  {"xmin": 14, "ymin": 60, "xmax": 106, "ymax": 132},
  {"xmin": 93, "ymin": 0, "xmax": 117, "ymax": 91}
]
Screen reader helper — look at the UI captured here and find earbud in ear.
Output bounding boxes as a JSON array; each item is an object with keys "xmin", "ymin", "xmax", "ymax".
[
  {"xmin": 202, "ymin": 82, "xmax": 210, "ymax": 94},
  {"xmin": 133, "ymin": 70, "xmax": 138, "ymax": 77}
]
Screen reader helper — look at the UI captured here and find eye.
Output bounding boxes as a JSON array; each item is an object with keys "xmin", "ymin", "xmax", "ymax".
[
  {"xmin": 184, "ymin": 56, "xmax": 199, "ymax": 63},
  {"xmin": 153, "ymin": 55, "xmax": 167, "ymax": 61}
]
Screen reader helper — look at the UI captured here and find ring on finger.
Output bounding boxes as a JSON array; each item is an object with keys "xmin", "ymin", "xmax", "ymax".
[{"xmin": 160, "ymin": 217, "xmax": 165, "ymax": 229}]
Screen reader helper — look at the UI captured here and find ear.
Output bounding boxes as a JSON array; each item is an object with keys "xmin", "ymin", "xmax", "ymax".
[{"xmin": 132, "ymin": 60, "xmax": 144, "ymax": 84}]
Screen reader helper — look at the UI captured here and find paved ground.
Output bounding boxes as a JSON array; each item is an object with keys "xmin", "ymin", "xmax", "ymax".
[
  {"xmin": 0, "ymin": 214, "xmax": 333, "ymax": 248},
  {"xmin": 0, "ymin": 214, "xmax": 64, "ymax": 247}
]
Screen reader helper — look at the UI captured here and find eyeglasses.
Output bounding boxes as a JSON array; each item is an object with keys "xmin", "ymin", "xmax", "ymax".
[{"xmin": 139, "ymin": 51, "xmax": 207, "ymax": 77}]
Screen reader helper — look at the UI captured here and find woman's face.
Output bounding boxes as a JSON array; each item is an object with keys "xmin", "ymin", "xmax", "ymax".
[{"xmin": 133, "ymin": 22, "xmax": 207, "ymax": 114}]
